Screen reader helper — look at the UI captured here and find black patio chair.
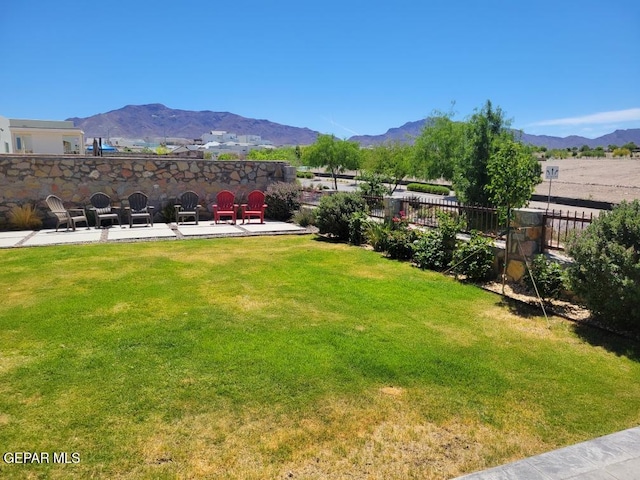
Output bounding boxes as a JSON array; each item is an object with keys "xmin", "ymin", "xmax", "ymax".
[
  {"xmin": 174, "ymin": 191, "xmax": 201, "ymax": 225},
  {"xmin": 89, "ymin": 192, "xmax": 122, "ymax": 228},
  {"xmin": 125, "ymin": 191, "xmax": 154, "ymax": 227}
]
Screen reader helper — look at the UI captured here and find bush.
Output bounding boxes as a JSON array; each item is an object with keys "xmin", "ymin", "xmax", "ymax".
[
  {"xmin": 315, "ymin": 192, "xmax": 367, "ymax": 241},
  {"xmin": 8, "ymin": 204, "xmax": 42, "ymax": 230},
  {"xmin": 567, "ymin": 200, "xmax": 640, "ymax": 330},
  {"xmin": 348, "ymin": 211, "xmax": 370, "ymax": 246},
  {"xmin": 413, "ymin": 230, "xmax": 448, "ymax": 270},
  {"xmin": 160, "ymin": 198, "xmax": 177, "ymax": 222},
  {"xmin": 406, "ymin": 183, "xmax": 451, "ymax": 195},
  {"xmin": 385, "ymin": 228, "xmax": 419, "ymax": 260},
  {"xmin": 377, "ymin": 212, "xmax": 418, "ymax": 260},
  {"xmin": 450, "ymin": 232, "xmax": 495, "ymax": 282},
  {"xmin": 265, "ymin": 182, "xmax": 302, "ymax": 221},
  {"xmin": 612, "ymin": 148, "xmax": 631, "ymax": 157},
  {"xmin": 292, "ymin": 207, "xmax": 316, "ymax": 227},
  {"xmin": 365, "ymin": 221, "xmax": 389, "ymax": 252},
  {"xmin": 296, "ymin": 171, "xmax": 314, "ymax": 179},
  {"xmin": 412, "ymin": 213, "xmax": 460, "ymax": 270},
  {"xmin": 523, "ymin": 255, "xmax": 566, "ymax": 301}
]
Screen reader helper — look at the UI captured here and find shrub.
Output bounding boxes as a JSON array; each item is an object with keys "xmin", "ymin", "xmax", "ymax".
[
  {"xmin": 406, "ymin": 183, "xmax": 451, "ymax": 195},
  {"xmin": 612, "ymin": 148, "xmax": 631, "ymax": 157},
  {"xmin": 365, "ymin": 221, "xmax": 390, "ymax": 252},
  {"xmin": 413, "ymin": 230, "xmax": 448, "ymax": 270},
  {"xmin": 523, "ymin": 255, "xmax": 566, "ymax": 301},
  {"xmin": 380, "ymin": 211, "xmax": 419, "ymax": 260},
  {"xmin": 8, "ymin": 204, "xmax": 42, "ymax": 230},
  {"xmin": 348, "ymin": 211, "xmax": 370, "ymax": 246},
  {"xmin": 265, "ymin": 182, "xmax": 302, "ymax": 221},
  {"xmin": 292, "ymin": 207, "xmax": 316, "ymax": 227},
  {"xmin": 296, "ymin": 171, "xmax": 314, "ymax": 179},
  {"xmin": 412, "ymin": 213, "xmax": 460, "ymax": 270},
  {"xmin": 315, "ymin": 192, "xmax": 367, "ymax": 241},
  {"xmin": 450, "ymin": 232, "xmax": 495, "ymax": 282},
  {"xmin": 567, "ymin": 200, "xmax": 640, "ymax": 330},
  {"xmin": 160, "ymin": 198, "xmax": 177, "ymax": 222},
  {"xmin": 385, "ymin": 228, "xmax": 419, "ymax": 260}
]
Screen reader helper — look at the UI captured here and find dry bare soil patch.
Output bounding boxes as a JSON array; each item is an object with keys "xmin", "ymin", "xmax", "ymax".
[{"xmin": 535, "ymin": 157, "xmax": 640, "ymax": 204}]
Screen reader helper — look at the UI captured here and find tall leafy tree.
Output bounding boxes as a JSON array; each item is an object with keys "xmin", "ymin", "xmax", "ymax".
[
  {"xmin": 412, "ymin": 111, "xmax": 465, "ymax": 182},
  {"xmin": 454, "ymin": 100, "xmax": 510, "ymax": 205},
  {"xmin": 486, "ymin": 138, "xmax": 542, "ymax": 222},
  {"xmin": 303, "ymin": 134, "xmax": 361, "ymax": 190},
  {"xmin": 362, "ymin": 141, "xmax": 412, "ymax": 193}
]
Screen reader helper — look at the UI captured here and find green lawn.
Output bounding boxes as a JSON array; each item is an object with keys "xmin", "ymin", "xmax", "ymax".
[{"xmin": 1, "ymin": 235, "xmax": 639, "ymax": 479}]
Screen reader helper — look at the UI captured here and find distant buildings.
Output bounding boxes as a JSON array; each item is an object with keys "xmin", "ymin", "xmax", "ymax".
[
  {"xmin": 170, "ymin": 130, "xmax": 274, "ymax": 158},
  {"xmin": 0, "ymin": 115, "xmax": 274, "ymax": 159},
  {"xmin": 0, "ymin": 116, "xmax": 84, "ymax": 154}
]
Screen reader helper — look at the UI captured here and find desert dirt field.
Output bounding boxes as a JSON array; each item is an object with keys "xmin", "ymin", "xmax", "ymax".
[{"xmin": 534, "ymin": 157, "xmax": 640, "ymax": 204}]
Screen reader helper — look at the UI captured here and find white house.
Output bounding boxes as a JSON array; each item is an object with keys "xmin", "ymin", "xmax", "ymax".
[
  {"xmin": 0, "ymin": 115, "xmax": 84, "ymax": 154},
  {"xmin": 202, "ymin": 131, "xmax": 238, "ymax": 143}
]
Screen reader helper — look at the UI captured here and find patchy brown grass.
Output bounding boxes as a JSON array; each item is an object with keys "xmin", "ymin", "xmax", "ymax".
[{"xmin": 110, "ymin": 390, "xmax": 551, "ymax": 480}]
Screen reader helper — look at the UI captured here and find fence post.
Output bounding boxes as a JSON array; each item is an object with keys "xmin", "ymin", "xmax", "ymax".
[
  {"xmin": 384, "ymin": 197, "xmax": 401, "ymax": 224},
  {"xmin": 506, "ymin": 208, "xmax": 545, "ymax": 282}
]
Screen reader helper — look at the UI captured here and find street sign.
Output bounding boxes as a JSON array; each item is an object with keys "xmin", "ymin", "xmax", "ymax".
[{"xmin": 545, "ymin": 165, "xmax": 559, "ymax": 180}]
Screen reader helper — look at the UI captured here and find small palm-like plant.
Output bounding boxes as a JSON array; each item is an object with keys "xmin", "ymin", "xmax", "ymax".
[{"xmin": 8, "ymin": 204, "xmax": 42, "ymax": 230}]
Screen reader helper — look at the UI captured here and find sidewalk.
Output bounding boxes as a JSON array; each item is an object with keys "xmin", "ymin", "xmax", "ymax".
[
  {"xmin": 454, "ymin": 426, "xmax": 640, "ymax": 480},
  {"xmin": 0, "ymin": 220, "xmax": 309, "ymax": 248}
]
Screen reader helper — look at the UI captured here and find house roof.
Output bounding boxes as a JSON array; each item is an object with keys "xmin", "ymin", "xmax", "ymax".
[{"xmin": 8, "ymin": 118, "xmax": 78, "ymax": 130}]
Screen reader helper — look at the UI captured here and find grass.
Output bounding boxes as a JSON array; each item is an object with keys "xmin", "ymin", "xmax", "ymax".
[{"xmin": 1, "ymin": 235, "xmax": 640, "ymax": 479}]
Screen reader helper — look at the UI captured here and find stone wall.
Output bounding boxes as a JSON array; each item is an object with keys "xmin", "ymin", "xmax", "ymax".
[{"xmin": 0, "ymin": 155, "xmax": 296, "ymax": 227}]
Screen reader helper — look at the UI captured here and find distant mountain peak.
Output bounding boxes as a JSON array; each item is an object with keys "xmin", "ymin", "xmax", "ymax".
[
  {"xmin": 67, "ymin": 104, "xmax": 640, "ymax": 148},
  {"xmin": 68, "ymin": 104, "xmax": 319, "ymax": 145}
]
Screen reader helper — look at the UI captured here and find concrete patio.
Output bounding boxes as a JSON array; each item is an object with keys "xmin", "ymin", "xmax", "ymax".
[{"xmin": 0, "ymin": 220, "xmax": 309, "ymax": 248}]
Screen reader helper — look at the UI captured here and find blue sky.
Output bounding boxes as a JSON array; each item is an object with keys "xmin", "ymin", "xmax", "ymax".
[{"xmin": 1, "ymin": 0, "xmax": 639, "ymax": 139}]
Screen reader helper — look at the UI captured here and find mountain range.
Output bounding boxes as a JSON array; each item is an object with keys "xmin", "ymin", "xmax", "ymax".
[{"xmin": 68, "ymin": 104, "xmax": 640, "ymax": 149}]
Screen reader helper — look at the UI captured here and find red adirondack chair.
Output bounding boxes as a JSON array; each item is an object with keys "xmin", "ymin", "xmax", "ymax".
[
  {"xmin": 212, "ymin": 190, "xmax": 238, "ymax": 224},
  {"xmin": 241, "ymin": 190, "xmax": 268, "ymax": 224}
]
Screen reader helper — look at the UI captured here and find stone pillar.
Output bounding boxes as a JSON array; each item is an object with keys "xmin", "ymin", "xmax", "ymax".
[
  {"xmin": 283, "ymin": 166, "xmax": 297, "ymax": 183},
  {"xmin": 506, "ymin": 208, "xmax": 545, "ymax": 282}
]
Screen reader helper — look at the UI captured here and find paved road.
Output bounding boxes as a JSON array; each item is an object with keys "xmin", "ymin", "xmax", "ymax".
[{"xmin": 300, "ymin": 176, "xmax": 604, "ymax": 217}]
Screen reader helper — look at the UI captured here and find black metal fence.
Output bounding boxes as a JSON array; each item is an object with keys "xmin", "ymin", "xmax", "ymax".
[
  {"xmin": 301, "ymin": 190, "xmax": 597, "ymax": 251},
  {"xmin": 543, "ymin": 209, "xmax": 595, "ymax": 251},
  {"xmin": 397, "ymin": 196, "xmax": 504, "ymax": 237}
]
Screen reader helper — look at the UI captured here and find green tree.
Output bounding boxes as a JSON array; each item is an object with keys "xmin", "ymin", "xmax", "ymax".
[
  {"xmin": 246, "ymin": 147, "xmax": 298, "ymax": 162},
  {"xmin": 362, "ymin": 141, "xmax": 412, "ymax": 193},
  {"xmin": 218, "ymin": 152, "xmax": 241, "ymax": 160},
  {"xmin": 486, "ymin": 138, "xmax": 542, "ymax": 222},
  {"xmin": 613, "ymin": 148, "xmax": 632, "ymax": 157},
  {"xmin": 454, "ymin": 100, "xmax": 511, "ymax": 205},
  {"xmin": 413, "ymin": 111, "xmax": 465, "ymax": 182},
  {"xmin": 303, "ymin": 134, "xmax": 361, "ymax": 190}
]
